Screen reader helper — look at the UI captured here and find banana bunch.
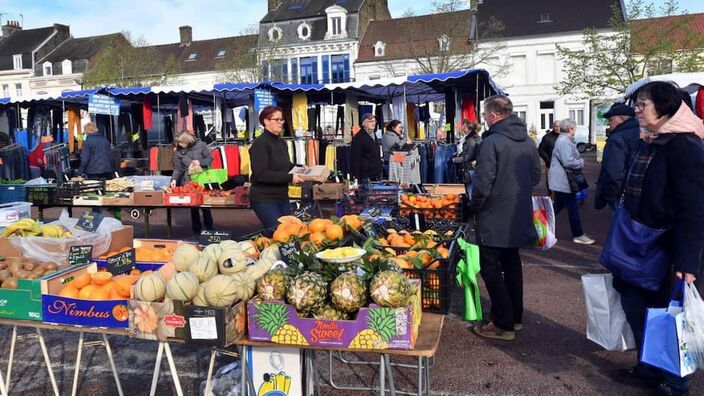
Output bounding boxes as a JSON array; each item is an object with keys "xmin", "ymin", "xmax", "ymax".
[
  {"xmin": 257, "ymin": 372, "xmax": 291, "ymax": 396},
  {"xmin": 1, "ymin": 218, "xmax": 41, "ymax": 237},
  {"xmin": 39, "ymin": 224, "xmax": 72, "ymax": 238}
]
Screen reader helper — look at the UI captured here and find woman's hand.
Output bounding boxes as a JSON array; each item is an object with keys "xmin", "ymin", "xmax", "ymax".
[
  {"xmin": 191, "ymin": 160, "xmax": 200, "ymax": 167},
  {"xmin": 170, "ymin": 180, "xmax": 177, "ymax": 188},
  {"xmin": 292, "ymin": 174, "xmax": 304, "ymax": 184},
  {"xmin": 676, "ymin": 271, "xmax": 697, "ymax": 284}
]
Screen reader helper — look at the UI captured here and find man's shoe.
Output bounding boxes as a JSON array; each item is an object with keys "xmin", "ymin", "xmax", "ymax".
[
  {"xmin": 573, "ymin": 235, "xmax": 595, "ymax": 245},
  {"xmin": 655, "ymin": 383, "xmax": 689, "ymax": 396},
  {"xmin": 514, "ymin": 323, "xmax": 523, "ymax": 331},
  {"xmin": 609, "ymin": 367, "xmax": 659, "ymax": 389},
  {"xmin": 473, "ymin": 322, "xmax": 515, "ymax": 341}
]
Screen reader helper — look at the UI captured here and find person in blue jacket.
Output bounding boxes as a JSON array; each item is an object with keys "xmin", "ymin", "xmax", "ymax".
[{"xmin": 79, "ymin": 122, "xmax": 115, "ymax": 179}]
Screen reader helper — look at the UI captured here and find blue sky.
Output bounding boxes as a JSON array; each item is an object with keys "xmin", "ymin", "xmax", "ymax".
[{"xmin": 0, "ymin": 0, "xmax": 702, "ymax": 45}]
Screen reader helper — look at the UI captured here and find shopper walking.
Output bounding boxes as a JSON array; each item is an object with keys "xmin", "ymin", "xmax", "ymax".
[
  {"xmin": 452, "ymin": 120, "xmax": 482, "ymax": 199},
  {"xmin": 170, "ymin": 130, "xmax": 214, "ymax": 237},
  {"xmin": 471, "ymin": 95, "xmax": 541, "ymax": 341},
  {"xmin": 608, "ymin": 81, "xmax": 704, "ymax": 396},
  {"xmin": 538, "ymin": 121, "xmax": 560, "ymax": 191},
  {"xmin": 350, "ymin": 113, "xmax": 383, "ymax": 182},
  {"xmin": 249, "ymin": 106, "xmax": 304, "ymax": 229},
  {"xmin": 594, "ymin": 103, "xmax": 641, "ymax": 211},
  {"xmin": 548, "ymin": 119, "xmax": 595, "ymax": 245},
  {"xmin": 79, "ymin": 122, "xmax": 115, "ymax": 179}
]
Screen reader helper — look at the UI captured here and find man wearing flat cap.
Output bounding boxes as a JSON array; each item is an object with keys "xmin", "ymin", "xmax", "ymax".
[
  {"xmin": 595, "ymin": 103, "xmax": 643, "ymax": 210},
  {"xmin": 350, "ymin": 113, "xmax": 383, "ymax": 181}
]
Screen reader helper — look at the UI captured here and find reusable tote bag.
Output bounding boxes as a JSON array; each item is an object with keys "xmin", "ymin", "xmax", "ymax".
[
  {"xmin": 581, "ymin": 273, "xmax": 635, "ymax": 351},
  {"xmin": 456, "ymin": 238, "xmax": 482, "ymax": 321},
  {"xmin": 531, "ymin": 195, "xmax": 556, "ymax": 250},
  {"xmin": 641, "ymin": 281, "xmax": 697, "ymax": 377}
]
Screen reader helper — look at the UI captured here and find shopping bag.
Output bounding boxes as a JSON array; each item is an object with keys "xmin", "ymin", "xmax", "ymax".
[
  {"xmin": 456, "ymin": 238, "xmax": 482, "ymax": 321},
  {"xmin": 531, "ymin": 195, "xmax": 556, "ymax": 250},
  {"xmin": 641, "ymin": 281, "xmax": 697, "ymax": 377},
  {"xmin": 581, "ymin": 273, "xmax": 635, "ymax": 351},
  {"xmin": 683, "ymin": 282, "xmax": 704, "ymax": 368}
]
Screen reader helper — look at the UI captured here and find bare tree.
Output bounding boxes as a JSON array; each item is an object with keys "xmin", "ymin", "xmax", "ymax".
[
  {"xmin": 431, "ymin": 0, "xmax": 469, "ymax": 13},
  {"xmin": 401, "ymin": 8, "xmax": 416, "ymax": 17},
  {"xmin": 216, "ymin": 25, "xmax": 282, "ymax": 83}
]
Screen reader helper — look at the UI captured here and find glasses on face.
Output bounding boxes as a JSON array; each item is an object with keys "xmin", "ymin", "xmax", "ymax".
[
  {"xmin": 268, "ymin": 118, "xmax": 285, "ymax": 123},
  {"xmin": 635, "ymin": 101, "xmax": 651, "ymax": 111},
  {"xmin": 364, "ymin": 119, "xmax": 376, "ymax": 123}
]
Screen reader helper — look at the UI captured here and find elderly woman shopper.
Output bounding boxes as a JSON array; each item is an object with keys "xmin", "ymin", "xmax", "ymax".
[
  {"xmin": 609, "ymin": 81, "xmax": 704, "ymax": 396},
  {"xmin": 79, "ymin": 122, "xmax": 115, "ymax": 179},
  {"xmin": 170, "ymin": 131, "xmax": 213, "ymax": 237},
  {"xmin": 548, "ymin": 119, "xmax": 595, "ymax": 245},
  {"xmin": 249, "ymin": 106, "xmax": 304, "ymax": 229},
  {"xmin": 381, "ymin": 120, "xmax": 413, "ymax": 177}
]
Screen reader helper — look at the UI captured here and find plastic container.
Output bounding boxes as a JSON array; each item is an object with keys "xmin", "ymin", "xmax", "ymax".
[
  {"xmin": 0, "ymin": 185, "xmax": 27, "ymax": 204},
  {"xmin": 25, "ymin": 184, "xmax": 56, "ymax": 205},
  {"xmin": 0, "ymin": 201, "xmax": 32, "ymax": 227},
  {"xmin": 56, "ymin": 181, "xmax": 104, "ymax": 203},
  {"xmin": 127, "ymin": 176, "xmax": 172, "ymax": 192}
]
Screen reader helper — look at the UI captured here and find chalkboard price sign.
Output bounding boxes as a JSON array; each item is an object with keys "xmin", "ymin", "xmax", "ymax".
[
  {"xmin": 75, "ymin": 210, "xmax": 104, "ymax": 233},
  {"xmin": 199, "ymin": 230, "xmax": 232, "ymax": 246},
  {"xmin": 105, "ymin": 249, "xmax": 136, "ymax": 275},
  {"xmin": 293, "ymin": 203, "xmax": 313, "ymax": 222},
  {"xmin": 368, "ymin": 206, "xmax": 382, "ymax": 218},
  {"xmin": 362, "ymin": 222, "xmax": 377, "ymax": 238},
  {"xmin": 68, "ymin": 245, "xmax": 93, "ymax": 266},
  {"xmin": 278, "ymin": 241, "xmax": 301, "ymax": 265}
]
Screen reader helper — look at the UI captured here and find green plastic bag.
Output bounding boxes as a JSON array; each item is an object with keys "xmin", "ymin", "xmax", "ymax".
[
  {"xmin": 456, "ymin": 238, "xmax": 482, "ymax": 321},
  {"xmin": 190, "ymin": 169, "xmax": 228, "ymax": 185}
]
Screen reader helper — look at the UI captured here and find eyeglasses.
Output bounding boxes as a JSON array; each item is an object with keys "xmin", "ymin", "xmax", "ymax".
[
  {"xmin": 635, "ymin": 101, "xmax": 652, "ymax": 111},
  {"xmin": 268, "ymin": 118, "xmax": 285, "ymax": 123}
]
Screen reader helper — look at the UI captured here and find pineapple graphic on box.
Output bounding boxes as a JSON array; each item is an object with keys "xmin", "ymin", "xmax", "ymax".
[
  {"xmin": 255, "ymin": 303, "xmax": 309, "ymax": 346},
  {"xmin": 349, "ymin": 307, "xmax": 397, "ymax": 349}
]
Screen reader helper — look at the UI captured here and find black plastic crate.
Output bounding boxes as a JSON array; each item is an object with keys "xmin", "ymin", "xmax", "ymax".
[
  {"xmin": 0, "ymin": 185, "xmax": 26, "ymax": 204},
  {"xmin": 56, "ymin": 180, "xmax": 105, "ymax": 203},
  {"xmin": 26, "ymin": 184, "xmax": 56, "ymax": 205}
]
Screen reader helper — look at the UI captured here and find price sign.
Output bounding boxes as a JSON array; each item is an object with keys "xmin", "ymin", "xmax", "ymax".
[
  {"xmin": 362, "ymin": 222, "xmax": 377, "ymax": 238},
  {"xmin": 278, "ymin": 241, "xmax": 301, "ymax": 265},
  {"xmin": 293, "ymin": 202, "xmax": 313, "ymax": 222},
  {"xmin": 199, "ymin": 230, "xmax": 233, "ymax": 246},
  {"xmin": 105, "ymin": 249, "xmax": 135, "ymax": 275},
  {"xmin": 68, "ymin": 245, "xmax": 93, "ymax": 266},
  {"xmin": 185, "ymin": 305, "xmax": 226, "ymax": 346},
  {"xmin": 368, "ymin": 206, "xmax": 382, "ymax": 218},
  {"xmin": 409, "ymin": 212, "xmax": 426, "ymax": 232},
  {"xmin": 75, "ymin": 210, "xmax": 104, "ymax": 232},
  {"xmin": 140, "ymin": 180, "xmax": 155, "ymax": 191}
]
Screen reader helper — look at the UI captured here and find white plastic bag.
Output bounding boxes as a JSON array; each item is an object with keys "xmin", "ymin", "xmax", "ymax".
[
  {"xmin": 531, "ymin": 195, "xmax": 557, "ymax": 250},
  {"xmin": 8, "ymin": 210, "xmax": 123, "ymax": 263},
  {"xmin": 683, "ymin": 282, "xmax": 704, "ymax": 369},
  {"xmin": 581, "ymin": 273, "xmax": 636, "ymax": 351}
]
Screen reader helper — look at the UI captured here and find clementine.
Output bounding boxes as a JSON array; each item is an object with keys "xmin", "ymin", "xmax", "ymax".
[
  {"xmin": 325, "ymin": 224, "xmax": 344, "ymax": 241},
  {"xmin": 88, "ymin": 289, "xmax": 110, "ymax": 301},
  {"xmin": 92, "ymin": 271, "xmax": 113, "ymax": 286},
  {"xmin": 78, "ymin": 284, "xmax": 98, "ymax": 299},
  {"xmin": 70, "ymin": 273, "xmax": 92, "ymax": 289},
  {"xmin": 58, "ymin": 285, "xmax": 80, "ymax": 299},
  {"xmin": 309, "ymin": 231, "xmax": 326, "ymax": 246}
]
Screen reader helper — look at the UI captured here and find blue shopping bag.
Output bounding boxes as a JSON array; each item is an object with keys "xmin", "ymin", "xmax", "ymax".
[{"xmin": 640, "ymin": 281, "xmax": 697, "ymax": 377}]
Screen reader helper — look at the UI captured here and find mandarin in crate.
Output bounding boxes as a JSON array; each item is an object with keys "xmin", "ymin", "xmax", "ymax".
[
  {"xmin": 58, "ymin": 285, "xmax": 80, "ymax": 298},
  {"xmin": 78, "ymin": 284, "xmax": 98, "ymax": 299},
  {"xmin": 309, "ymin": 218, "xmax": 328, "ymax": 233},
  {"xmin": 109, "ymin": 289, "xmax": 122, "ymax": 299},
  {"xmin": 325, "ymin": 224, "xmax": 344, "ymax": 241},
  {"xmin": 309, "ymin": 232, "xmax": 325, "ymax": 246},
  {"xmin": 114, "ymin": 276, "xmax": 137, "ymax": 298},
  {"xmin": 88, "ymin": 289, "xmax": 110, "ymax": 300},
  {"xmin": 101, "ymin": 281, "xmax": 115, "ymax": 293},
  {"xmin": 92, "ymin": 272, "xmax": 113, "ymax": 286},
  {"xmin": 70, "ymin": 273, "xmax": 92, "ymax": 289},
  {"xmin": 272, "ymin": 228, "xmax": 291, "ymax": 243}
]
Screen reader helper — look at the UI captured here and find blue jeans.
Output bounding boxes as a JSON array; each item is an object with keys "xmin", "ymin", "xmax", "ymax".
[
  {"xmin": 434, "ymin": 144, "xmax": 455, "ymax": 183},
  {"xmin": 251, "ymin": 200, "xmax": 291, "ymax": 229},
  {"xmin": 553, "ymin": 191, "xmax": 584, "ymax": 238}
]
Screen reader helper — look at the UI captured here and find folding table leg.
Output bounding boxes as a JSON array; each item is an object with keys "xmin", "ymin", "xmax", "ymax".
[
  {"xmin": 417, "ymin": 357, "xmax": 423, "ymax": 396},
  {"xmin": 204, "ymin": 348, "xmax": 217, "ymax": 396},
  {"xmin": 4, "ymin": 326, "xmax": 17, "ymax": 392},
  {"xmin": 149, "ymin": 342, "xmax": 165, "ymax": 396},
  {"xmin": 36, "ymin": 329, "xmax": 59, "ymax": 396},
  {"xmin": 424, "ymin": 357, "xmax": 430, "ymax": 395},
  {"xmin": 384, "ymin": 354, "xmax": 396, "ymax": 396},
  {"xmin": 71, "ymin": 332, "xmax": 85, "ymax": 396},
  {"xmin": 0, "ymin": 365, "xmax": 7, "ymax": 396},
  {"xmin": 379, "ymin": 355, "xmax": 385, "ymax": 396},
  {"xmin": 163, "ymin": 343, "xmax": 184, "ymax": 396},
  {"xmin": 102, "ymin": 334, "xmax": 124, "ymax": 396}
]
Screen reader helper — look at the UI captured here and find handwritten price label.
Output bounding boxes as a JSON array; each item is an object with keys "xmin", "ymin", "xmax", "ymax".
[{"xmin": 105, "ymin": 249, "xmax": 135, "ymax": 275}]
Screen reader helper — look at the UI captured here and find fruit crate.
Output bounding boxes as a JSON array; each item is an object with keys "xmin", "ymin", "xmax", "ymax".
[
  {"xmin": 0, "ymin": 184, "xmax": 27, "ymax": 204},
  {"xmin": 163, "ymin": 192, "xmax": 203, "ymax": 207},
  {"xmin": 56, "ymin": 180, "xmax": 105, "ymax": 204},
  {"xmin": 26, "ymin": 184, "xmax": 56, "ymax": 205}
]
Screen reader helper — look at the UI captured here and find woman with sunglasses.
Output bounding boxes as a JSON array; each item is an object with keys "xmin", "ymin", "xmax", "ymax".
[{"xmin": 249, "ymin": 106, "xmax": 304, "ymax": 228}]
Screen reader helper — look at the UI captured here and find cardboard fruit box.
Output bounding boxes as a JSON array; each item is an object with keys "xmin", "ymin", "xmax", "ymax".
[
  {"xmin": 247, "ymin": 280, "xmax": 422, "ymax": 350},
  {"xmin": 163, "ymin": 192, "xmax": 203, "ymax": 207},
  {"xmin": 128, "ymin": 298, "xmax": 188, "ymax": 341},
  {"xmin": 133, "ymin": 191, "xmax": 164, "ymax": 206},
  {"xmin": 0, "ymin": 262, "xmax": 51, "ymax": 321},
  {"xmin": 41, "ymin": 263, "xmax": 130, "ymax": 328},
  {"xmin": 184, "ymin": 301, "xmax": 247, "ymax": 347}
]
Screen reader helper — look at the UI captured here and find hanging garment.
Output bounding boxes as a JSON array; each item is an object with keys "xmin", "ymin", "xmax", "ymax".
[
  {"xmin": 374, "ymin": 104, "xmax": 385, "ymax": 132},
  {"xmin": 214, "ymin": 97, "xmax": 223, "ymax": 133},
  {"xmin": 389, "ymin": 148, "xmax": 421, "ymax": 187},
  {"xmin": 51, "ymin": 109, "xmax": 63, "ymax": 143},
  {"xmin": 461, "ymin": 97, "xmax": 477, "ymax": 124},
  {"xmin": 325, "ymin": 145, "xmax": 337, "ymax": 172},
  {"xmin": 67, "ymin": 106, "xmax": 81, "ymax": 153},
  {"xmin": 335, "ymin": 106, "xmax": 345, "ymax": 138},
  {"xmin": 239, "ymin": 145, "xmax": 251, "ymax": 176},
  {"xmin": 294, "ymin": 140, "xmax": 307, "ymax": 165},
  {"xmin": 392, "ymin": 97, "xmax": 407, "ymax": 127},
  {"xmin": 292, "ymin": 93, "xmax": 308, "ymax": 134},
  {"xmin": 149, "ymin": 146, "xmax": 159, "ymax": 172},
  {"xmin": 163, "ymin": 115, "xmax": 174, "ymax": 143},
  {"xmin": 286, "ymin": 140, "xmax": 294, "ymax": 162},
  {"xmin": 318, "ymin": 139, "xmax": 328, "ymax": 166},
  {"xmin": 307, "ymin": 107, "xmax": 317, "ymax": 132},
  {"xmin": 406, "ymin": 103, "xmax": 417, "ymax": 140},
  {"xmin": 445, "ymin": 90, "xmax": 456, "ymax": 142},
  {"xmin": 211, "ymin": 148, "xmax": 223, "ymax": 169},
  {"xmin": 143, "ymin": 96, "xmax": 154, "ymax": 130},
  {"xmin": 306, "ymin": 139, "xmax": 318, "ymax": 166},
  {"xmin": 194, "ymin": 114, "xmax": 206, "ymax": 140},
  {"xmin": 224, "ymin": 145, "xmax": 240, "ymax": 177},
  {"xmin": 382, "ymin": 103, "xmax": 392, "ymax": 125},
  {"xmin": 177, "ymin": 97, "xmax": 194, "ymax": 133}
]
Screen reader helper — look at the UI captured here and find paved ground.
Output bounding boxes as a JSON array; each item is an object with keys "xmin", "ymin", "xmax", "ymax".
[{"xmin": 2, "ymin": 152, "xmax": 702, "ymax": 395}]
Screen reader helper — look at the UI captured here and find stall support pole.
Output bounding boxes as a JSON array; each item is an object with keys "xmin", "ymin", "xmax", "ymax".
[
  {"xmin": 149, "ymin": 342, "xmax": 183, "ymax": 396},
  {"xmin": 0, "ymin": 361, "xmax": 6, "ymax": 396},
  {"xmin": 36, "ymin": 328, "xmax": 60, "ymax": 396},
  {"xmin": 166, "ymin": 208, "xmax": 173, "ymax": 238},
  {"xmin": 3, "ymin": 326, "xmax": 58, "ymax": 396},
  {"xmin": 205, "ymin": 348, "xmax": 240, "ymax": 395}
]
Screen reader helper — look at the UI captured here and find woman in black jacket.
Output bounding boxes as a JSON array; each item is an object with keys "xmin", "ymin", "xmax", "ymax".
[
  {"xmin": 610, "ymin": 81, "xmax": 704, "ymax": 396},
  {"xmin": 170, "ymin": 131, "xmax": 213, "ymax": 236},
  {"xmin": 453, "ymin": 120, "xmax": 482, "ymax": 199},
  {"xmin": 79, "ymin": 122, "xmax": 115, "ymax": 179},
  {"xmin": 249, "ymin": 106, "xmax": 304, "ymax": 228}
]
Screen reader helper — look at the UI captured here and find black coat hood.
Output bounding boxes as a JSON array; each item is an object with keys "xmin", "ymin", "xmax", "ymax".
[{"xmin": 484, "ymin": 115, "xmax": 529, "ymax": 142}]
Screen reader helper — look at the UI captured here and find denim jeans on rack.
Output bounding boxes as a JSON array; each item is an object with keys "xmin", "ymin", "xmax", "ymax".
[
  {"xmin": 418, "ymin": 144, "xmax": 428, "ymax": 183},
  {"xmin": 434, "ymin": 144, "xmax": 455, "ymax": 183}
]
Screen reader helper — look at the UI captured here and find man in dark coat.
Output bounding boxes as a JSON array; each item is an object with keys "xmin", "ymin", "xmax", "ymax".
[
  {"xmin": 538, "ymin": 121, "xmax": 560, "ymax": 166},
  {"xmin": 79, "ymin": 122, "xmax": 115, "ymax": 178},
  {"xmin": 350, "ymin": 113, "xmax": 383, "ymax": 181},
  {"xmin": 594, "ymin": 103, "xmax": 642, "ymax": 211},
  {"xmin": 471, "ymin": 95, "xmax": 541, "ymax": 341}
]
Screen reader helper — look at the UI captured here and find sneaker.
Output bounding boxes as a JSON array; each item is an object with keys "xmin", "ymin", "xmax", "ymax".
[
  {"xmin": 514, "ymin": 323, "xmax": 523, "ymax": 331},
  {"xmin": 609, "ymin": 367, "xmax": 659, "ymax": 389},
  {"xmin": 656, "ymin": 383, "xmax": 690, "ymax": 396},
  {"xmin": 473, "ymin": 322, "xmax": 515, "ymax": 341},
  {"xmin": 573, "ymin": 235, "xmax": 595, "ymax": 245}
]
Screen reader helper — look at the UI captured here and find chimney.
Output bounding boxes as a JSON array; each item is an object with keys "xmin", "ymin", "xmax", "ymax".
[
  {"xmin": 2, "ymin": 21, "xmax": 22, "ymax": 38},
  {"xmin": 179, "ymin": 25, "xmax": 192, "ymax": 45},
  {"xmin": 268, "ymin": 0, "xmax": 283, "ymax": 12}
]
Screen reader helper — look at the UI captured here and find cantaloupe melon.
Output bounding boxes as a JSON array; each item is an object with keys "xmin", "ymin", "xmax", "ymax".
[
  {"xmin": 172, "ymin": 244, "xmax": 200, "ymax": 272},
  {"xmin": 244, "ymin": 256, "xmax": 276, "ymax": 280},
  {"xmin": 204, "ymin": 275, "xmax": 238, "ymax": 307},
  {"xmin": 192, "ymin": 284, "xmax": 207, "ymax": 306},
  {"xmin": 134, "ymin": 273, "xmax": 167, "ymax": 302},
  {"xmin": 165, "ymin": 271, "xmax": 199, "ymax": 301},
  {"xmin": 230, "ymin": 272, "xmax": 256, "ymax": 302},
  {"xmin": 260, "ymin": 245, "xmax": 282, "ymax": 263},
  {"xmin": 189, "ymin": 254, "xmax": 218, "ymax": 282},
  {"xmin": 202, "ymin": 244, "xmax": 222, "ymax": 263},
  {"xmin": 239, "ymin": 240, "xmax": 260, "ymax": 259},
  {"xmin": 218, "ymin": 248, "xmax": 248, "ymax": 274},
  {"xmin": 218, "ymin": 240, "xmax": 240, "ymax": 250}
]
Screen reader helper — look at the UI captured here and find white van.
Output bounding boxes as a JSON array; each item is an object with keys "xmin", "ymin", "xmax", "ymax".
[{"xmin": 574, "ymin": 126, "xmax": 592, "ymax": 153}]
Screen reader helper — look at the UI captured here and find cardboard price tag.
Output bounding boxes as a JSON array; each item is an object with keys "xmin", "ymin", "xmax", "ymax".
[
  {"xmin": 105, "ymin": 249, "xmax": 136, "ymax": 275},
  {"xmin": 199, "ymin": 230, "xmax": 232, "ymax": 246},
  {"xmin": 68, "ymin": 245, "xmax": 93, "ymax": 266},
  {"xmin": 278, "ymin": 241, "xmax": 301, "ymax": 265},
  {"xmin": 75, "ymin": 210, "xmax": 104, "ymax": 232}
]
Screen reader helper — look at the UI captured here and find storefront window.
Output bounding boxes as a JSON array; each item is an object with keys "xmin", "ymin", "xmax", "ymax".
[{"xmin": 322, "ymin": 55, "xmax": 330, "ymax": 84}]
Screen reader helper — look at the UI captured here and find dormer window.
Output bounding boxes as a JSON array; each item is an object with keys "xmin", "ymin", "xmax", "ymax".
[
  {"xmin": 187, "ymin": 53, "xmax": 197, "ymax": 61},
  {"xmin": 268, "ymin": 26, "xmax": 283, "ymax": 42},
  {"xmin": 13, "ymin": 54, "xmax": 22, "ymax": 70},
  {"xmin": 325, "ymin": 5, "xmax": 348, "ymax": 39},
  {"xmin": 216, "ymin": 49, "xmax": 226, "ymax": 58},
  {"xmin": 43, "ymin": 62, "xmax": 53, "ymax": 76},
  {"xmin": 297, "ymin": 22, "xmax": 312, "ymax": 40},
  {"xmin": 374, "ymin": 41, "xmax": 386, "ymax": 57},
  {"xmin": 538, "ymin": 13, "xmax": 553, "ymax": 23},
  {"xmin": 332, "ymin": 17, "xmax": 342, "ymax": 35},
  {"xmin": 62, "ymin": 59, "xmax": 72, "ymax": 75},
  {"xmin": 438, "ymin": 35, "xmax": 451, "ymax": 52}
]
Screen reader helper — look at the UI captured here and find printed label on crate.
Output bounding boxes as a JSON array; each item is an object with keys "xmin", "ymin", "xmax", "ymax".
[
  {"xmin": 105, "ymin": 249, "xmax": 136, "ymax": 275},
  {"xmin": 279, "ymin": 241, "xmax": 301, "ymax": 266},
  {"xmin": 140, "ymin": 180, "xmax": 155, "ymax": 191},
  {"xmin": 43, "ymin": 295, "xmax": 129, "ymax": 328},
  {"xmin": 68, "ymin": 245, "xmax": 93, "ymax": 266},
  {"xmin": 362, "ymin": 222, "xmax": 377, "ymax": 238},
  {"xmin": 168, "ymin": 195, "xmax": 192, "ymax": 204},
  {"xmin": 185, "ymin": 305, "xmax": 226, "ymax": 345},
  {"xmin": 75, "ymin": 210, "xmax": 104, "ymax": 232},
  {"xmin": 164, "ymin": 313, "xmax": 187, "ymax": 328},
  {"xmin": 199, "ymin": 230, "xmax": 233, "ymax": 246}
]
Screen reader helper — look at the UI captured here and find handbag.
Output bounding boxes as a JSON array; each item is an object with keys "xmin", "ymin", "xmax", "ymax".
[
  {"xmin": 554, "ymin": 154, "xmax": 588, "ymax": 192},
  {"xmin": 581, "ymin": 273, "xmax": 635, "ymax": 351}
]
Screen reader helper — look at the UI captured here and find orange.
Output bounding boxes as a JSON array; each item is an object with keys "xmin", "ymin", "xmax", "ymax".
[
  {"xmin": 87, "ymin": 289, "xmax": 110, "ymax": 301},
  {"xmin": 283, "ymin": 223, "xmax": 302, "ymax": 236},
  {"xmin": 325, "ymin": 224, "xmax": 344, "ymax": 241},
  {"xmin": 273, "ymin": 228, "xmax": 291, "ymax": 243},
  {"xmin": 405, "ymin": 250, "xmax": 419, "ymax": 258},
  {"xmin": 277, "ymin": 215, "xmax": 302, "ymax": 225},
  {"xmin": 309, "ymin": 219, "xmax": 328, "ymax": 233},
  {"xmin": 417, "ymin": 250, "xmax": 433, "ymax": 265},
  {"xmin": 78, "ymin": 284, "xmax": 98, "ymax": 299},
  {"xmin": 114, "ymin": 276, "xmax": 136, "ymax": 298},
  {"xmin": 92, "ymin": 272, "xmax": 113, "ymax": 286},
  {"xmin": 437, "ymin": 247, "xmax": 449, "ymax": 258},
  {"xmin": 129, "ymin": 268, "xmax": 142, "ymax": 275},
  {"xmin": 101, "ymin": 281, "xmax": 115, "ymax": 293},
  {"xmin": 403, "ymin": 233, "xmax": 415, "ymax": 246},
  {"xmin": 427, "ymin": 260, "xmax": 441, "ymax": 270},
  {"xmin": 58, "ymin": 285, "xmax": 80, "ymax": 299},
  {"xmin": 109, "ymin": 289, "xmax": 123, "ymax": 299},
  {"xmin": 70, "ymin": 273, "xmax": 92, "ymax": 289},
  {"xmin": 309, "ymin": 231, "xmax": 325, "ymax": 246}
]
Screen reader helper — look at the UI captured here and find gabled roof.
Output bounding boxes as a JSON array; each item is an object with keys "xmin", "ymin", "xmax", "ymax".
[
  {"xmin": 631, "ymin": 12, "xmax": 704, "ymax": 51},
  {"xmin": 0, "ymin": 26, "xmax": 56, "ymax": 55},
  {"xmin": 261, "ymin": 0, "xmax": 364, "ymax": 23},
  {"xmin": 38, "ymin": 33, "xmax": 125, "ymax": 63},
  {"xmin": 147, "ymin": 34, "xmax": 258, "ymax": 74}
]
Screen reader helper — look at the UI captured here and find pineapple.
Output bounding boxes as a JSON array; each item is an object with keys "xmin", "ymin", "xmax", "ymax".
[
  {"xmin": 255, "ymin": 302, "xmax": 309, "ymax": 345},
  {"xmin": 370, "ymin": 270, "xmax": 411, "ymax": 308},
  {"xmin": 330, "ymin": 272, "xmax": 367, "ymax": 313},
  {"xmin": 349, "ymin": 307, "xmax": 397, "ymax": 349},
  {"xmin": 313, "ymin": 304, "xmax": 349, "ymax": 321},
  {"xmin": 286, "ymin": 272, "xmax": 327, "ymax": 314},
  {"xmin": 256, "ymin": 269, "xmax": 290, "ymax": 302}
]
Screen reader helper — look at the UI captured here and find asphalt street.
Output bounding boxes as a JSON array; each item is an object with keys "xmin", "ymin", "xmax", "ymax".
[{"xmin": 1, "ymin": 152, "xmax": 701, "ymax": 395}]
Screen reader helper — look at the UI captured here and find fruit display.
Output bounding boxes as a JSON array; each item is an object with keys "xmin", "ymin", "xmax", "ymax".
[
  {"xmin": 399, "ymin": 193, "xmax": 462, "ymax": 220},
  {"xmin": 1, "ymin": 218, "xmax": 73, "ymax": 238},
  {"xmin": 105, "ymin": 177, "xmax": 134, "ymax": 192},
  {"xmin": 57, "ymin": 271, "xmax": 137, "ymax": 300},
  {"xmin": 0, "ymin": 256, "xmax": 62, "ymax": 288},
  {"xmin": 168, "ymin": 181, "xmax": 205, "ymax": 194},
  {"xmin": 269, "ymin": 215, "xmax": 363, "ymax": 251}
]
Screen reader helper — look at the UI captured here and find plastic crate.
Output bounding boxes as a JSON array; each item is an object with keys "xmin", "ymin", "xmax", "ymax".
[
  {"xmin": 56, "ymin": 181, "xmax": 105, "ymax": 203},
  {"xmin": 0, "ymin": 185, "xmax": 26, "ymax": 204},
  {"xmin": 0, "ymin": 201, "xmax": 32, "ymax": 227},
  {"xmin": 26, "ymin": 184, "xmax": 56, "ymax": 205}
]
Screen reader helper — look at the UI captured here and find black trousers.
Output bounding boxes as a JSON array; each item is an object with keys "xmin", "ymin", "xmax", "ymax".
[
  {"xmin": 479, "ymin": 245, "xmax": 523, "ymax": 331},
  {"xmin": 190, "ymin": 208, "xmax": 213, "ymax": 235}
]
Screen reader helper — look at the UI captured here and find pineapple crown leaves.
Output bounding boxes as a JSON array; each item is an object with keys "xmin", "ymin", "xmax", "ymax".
[
  {"xmin": 359, "ymin": 256, "xmax": 399, "ymax": 283},
  {"xmin": 255, "ymin": 303, "xmax": 289, "ymax": 337},
  {"xmin": 368, "ymin": 307, "xmax": 397, "ymax": 342},
  {"xmin": 286, "ymin": 250, "xmax": 323, "ymax": 277}
]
